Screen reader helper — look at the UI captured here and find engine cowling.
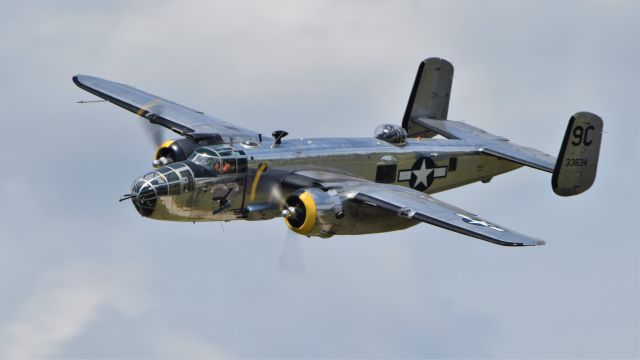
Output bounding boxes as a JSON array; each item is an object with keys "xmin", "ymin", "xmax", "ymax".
[
  {"xmin": 153, "ymin": 136, "xmax": 223, "ymax": 167},
  {"xmin": 283, "ymin": 188, "xmax": 344, "ymax": 238},
  {"xmin": 283, "ymin": 186, "xmax": 421, "ymax": 237}
]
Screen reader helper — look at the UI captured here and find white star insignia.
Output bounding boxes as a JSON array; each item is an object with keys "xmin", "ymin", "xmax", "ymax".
[
  {"xmin": 456, "ymin": 214, "xmax": 505, "ymax": 232},
  {"xmin": 412, "ymin": 159, "xmax": 433, "ymax": 188}
]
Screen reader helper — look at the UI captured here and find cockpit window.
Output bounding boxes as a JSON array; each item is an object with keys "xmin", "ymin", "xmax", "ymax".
[
  {"xmin": 189, "ymin": 152, "xmax": 219, "ymax": 173},
  {"xmin": 196, "ymin": 148, "xmax": 217, "ymax": 157},
  {"xmin": 188, "ymin": 146, "xmax": 248, "ymax": 175},
  {"xmin": 221, "ymin": 158, "xmax": 236, "ymax": 173},
  {"xmin": 203, "ymin": 157, "xmax": 219, "ymax": 171}
]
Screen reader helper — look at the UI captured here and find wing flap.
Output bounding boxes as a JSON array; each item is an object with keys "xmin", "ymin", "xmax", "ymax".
[
  {"xmin": 350, "ymin": 184, "xmax": 545, "ymax": 246},
  {"xmin": 73, "ymin": 75, "xmax": 259, "ymax": 142}
]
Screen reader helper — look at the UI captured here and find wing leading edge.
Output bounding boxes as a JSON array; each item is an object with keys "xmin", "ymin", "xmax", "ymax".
[
  {"xmin": 348, "ymin": 183, "xmax": 545, "ymax": 246},
  {"xmin": 73, "ymin": 75, "xmax": 259, "ymax": 142}
]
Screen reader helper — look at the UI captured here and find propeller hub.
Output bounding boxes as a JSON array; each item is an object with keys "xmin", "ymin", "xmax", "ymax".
[
  {"xmin": 152, "ymin": 156, "xmax": 172, "ymax": 168},
  {"xmin": 283, "ymin": 196, "xmax": 307, "ymax": 229},
  {"xmin": 281, "ymin": 206, "xmax": 298, "ymax": 218}
]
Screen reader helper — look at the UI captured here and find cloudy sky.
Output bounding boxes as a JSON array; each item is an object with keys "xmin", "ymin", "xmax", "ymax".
[{"xmin": 0, "ymin": 0, "xmax": 638, "ymax": 358}]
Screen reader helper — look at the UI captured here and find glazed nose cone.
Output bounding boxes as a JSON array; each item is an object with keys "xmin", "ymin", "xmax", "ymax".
[{"xmin": 130, "ymin": 177, "xmax": 157, "ymax": 217}]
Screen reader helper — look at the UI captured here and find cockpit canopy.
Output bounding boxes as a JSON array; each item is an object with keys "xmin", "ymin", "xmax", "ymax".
[
  {"xmin": 374, "ymin": 124, "xmax": 408, "ymax": 146},
  {"xmin": 188, "ymin": 145, "xmax": 248, "ymax": 175}
]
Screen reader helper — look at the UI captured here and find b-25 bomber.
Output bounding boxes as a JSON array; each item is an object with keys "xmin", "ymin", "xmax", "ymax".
[{"xmin": 73, "ymin": 58, "xmax": 602, "ymax": 246}]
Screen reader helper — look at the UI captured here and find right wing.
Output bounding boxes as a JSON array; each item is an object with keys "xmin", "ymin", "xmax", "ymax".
[
  {"xmin": 346, "ymin": 182, "xmax": 545, "ymax": 246},
  {"xmin": 73, "ymin": 75, "xmax": 259, "ymax": 142}
]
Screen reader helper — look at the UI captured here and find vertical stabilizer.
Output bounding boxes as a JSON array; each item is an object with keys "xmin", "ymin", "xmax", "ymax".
[
  {"xmin": 402, "ymin": 58, "xmax": 454, "ymax": 138},
  {"xmin": 552, "ymin": 112, "xmax": 603, "ymax": 196}
]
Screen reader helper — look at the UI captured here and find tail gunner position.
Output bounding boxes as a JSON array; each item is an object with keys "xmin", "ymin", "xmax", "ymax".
[{"xmin": 73, "ymin": 58, "xmax": 602, "ymax": 246}]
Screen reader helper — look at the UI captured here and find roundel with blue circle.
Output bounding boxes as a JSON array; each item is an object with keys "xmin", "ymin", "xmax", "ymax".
[{"xmin": 397, "ymin": 157, "xmax": 448, "ymax": 192}]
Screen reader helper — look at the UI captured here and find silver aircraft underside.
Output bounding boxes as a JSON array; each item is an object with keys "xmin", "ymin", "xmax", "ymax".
[{"xmin": 74, "ymin": 57, "xmax": 603, "ymax": 246}]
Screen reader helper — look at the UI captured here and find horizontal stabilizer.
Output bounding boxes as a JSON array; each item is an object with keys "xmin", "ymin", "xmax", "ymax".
[
  {"xmin": 414, "ymin": 117, "xmax": 556, "ymax": 172},
  {"xmin": 552, "ymin": 112, "xmax": 603, "ymax": 196}
]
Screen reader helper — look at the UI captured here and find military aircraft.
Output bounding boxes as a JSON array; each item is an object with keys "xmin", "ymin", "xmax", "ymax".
[{"xmin": 73, "ymin": 58, "xmax": 602, "ymax": 246}]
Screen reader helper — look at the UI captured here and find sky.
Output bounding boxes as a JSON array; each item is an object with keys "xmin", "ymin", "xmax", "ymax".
[{"xmin": 0, "ymin": 0, "xmax": 638, "ymax": 358}]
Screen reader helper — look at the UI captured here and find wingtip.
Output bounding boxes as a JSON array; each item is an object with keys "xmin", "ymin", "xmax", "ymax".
[{"xmin": 72, "ymin": 74, "xmax": 82, "ymax": 87}]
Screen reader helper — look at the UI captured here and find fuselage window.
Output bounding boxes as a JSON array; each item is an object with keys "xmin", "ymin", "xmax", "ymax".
[
  {"xmin": 448, "ymin": 157, "xmax": 458, "ymax": 171},
  {"xmin": 146, "ymin": 171, "xmax": 169, "ymax": 196},
  {"xmin": 179, "ymin": 170, "xmax": 193, "ymax": 192},
  {"xmin": 375, "ymin": 164, "xmax": 397, "ymax": 183},
  {"xmin": 166, "ymin": 171, "xmax": 181, "ymax": 194},
  {"xmin": 166, "ymin": 171, "xmax": 179, "ymax": 183},
  {"xmin": 150, "ymin": 176, "xmax": 166, "ymax": 185}
]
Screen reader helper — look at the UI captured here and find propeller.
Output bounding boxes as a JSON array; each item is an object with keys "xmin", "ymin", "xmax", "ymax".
[
  {"xmin": 278, "ymin": 229, "xmax": 306, "ymax": 273},
  {"xmin": 246, "ymin": 164, "xmax": 307, "ymax": 273},
  {"xmin": 269, "ymin": 182, "xmax": 287, "ymax": 206},
  {"xmin": 141, "ymin": 117, "xmax": 165, "ymax": 148},
  {"xmin": 136, "ymin": 99, "xmax": 166, "ymax": 148}
]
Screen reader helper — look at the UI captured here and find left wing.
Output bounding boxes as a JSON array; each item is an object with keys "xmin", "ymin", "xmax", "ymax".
[
  {"xmin": 346, "ymin": 182, "xmax": 545, "ymax": 246},
  {"xmin": 73, "ymin": 75, "xmax": 259, "ymax": 142}
]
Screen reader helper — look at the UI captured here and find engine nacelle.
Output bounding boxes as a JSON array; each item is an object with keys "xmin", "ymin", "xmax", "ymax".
[
  {"xmin": 283, "ymin": 187, "xmax": 419, "ymax": 238},
  {"xmin": 153, "ymin": 136, "xmax": 223, "ymax": 167},
  {"xmin": 283, "ymin": 188, "xmax": 344, "ymax": 238}
]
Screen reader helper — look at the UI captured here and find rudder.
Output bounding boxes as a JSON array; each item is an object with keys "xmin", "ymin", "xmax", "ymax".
[
  {"xmin": 402, "ymin": 58, "xmax": 454, "ymax": 138},
  {"xmin": 552, "ymin": 112, "xmax": 603, "ymax": 196}
]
